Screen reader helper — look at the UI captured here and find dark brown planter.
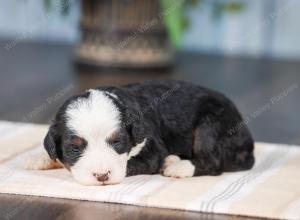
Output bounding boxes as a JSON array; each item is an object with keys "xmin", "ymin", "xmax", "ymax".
[{"xmin": 75, "ymin": 0, "xmax": 174, "ymax": 68}]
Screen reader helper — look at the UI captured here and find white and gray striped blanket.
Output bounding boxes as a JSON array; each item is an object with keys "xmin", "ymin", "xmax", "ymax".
[{"xmin": 0, "ymin": 121, "xmax": 299, "ymax": 220}]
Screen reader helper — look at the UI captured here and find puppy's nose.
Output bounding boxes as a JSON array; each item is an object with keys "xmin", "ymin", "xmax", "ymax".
[{"xmin": 93, "ymin": 172, "xmax": 110, "ymax": 182}]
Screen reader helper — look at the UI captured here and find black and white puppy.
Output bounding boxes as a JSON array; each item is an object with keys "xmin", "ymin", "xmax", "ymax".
[{"xmin": 25, "ymin": 80, "xmax": 255, "ymax": 185}]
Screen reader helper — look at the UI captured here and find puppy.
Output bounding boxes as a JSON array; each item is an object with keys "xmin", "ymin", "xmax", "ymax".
[{"xmin": 24, "ymin": 80, "xmax": 254, "ymax": 185}]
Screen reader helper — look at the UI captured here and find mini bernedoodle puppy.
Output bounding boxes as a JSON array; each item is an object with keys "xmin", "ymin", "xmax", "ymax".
[{"xmin": 25, "ymin": 80, "xmax": 255, "ymax": 186}]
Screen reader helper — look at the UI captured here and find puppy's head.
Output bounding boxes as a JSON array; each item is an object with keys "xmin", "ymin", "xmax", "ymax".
[{"xmin": 44, "ymin": 89, "xmax": 146, "ymax": 185}]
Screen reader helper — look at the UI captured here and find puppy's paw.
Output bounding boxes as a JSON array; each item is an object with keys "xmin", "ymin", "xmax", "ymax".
[
  {"xmin": 163, "ymin": 160, "xmax": 195, "ymax": 178},
  {"xmin": 23, "ymin": 153, "xmax": 63, "ymax": 170},
  {"xmin": 161, "ymin": 155, "xmax": 181, "ymax": 171}
]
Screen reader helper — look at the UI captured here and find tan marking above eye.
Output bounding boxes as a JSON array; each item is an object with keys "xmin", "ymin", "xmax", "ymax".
[
  {"xmin": 71, "ymin": 136, "xmax": 83, "ymax": 146},
  {"xmin": 107, "ymin": 131, "xmax": 120, "ymax": 143}
]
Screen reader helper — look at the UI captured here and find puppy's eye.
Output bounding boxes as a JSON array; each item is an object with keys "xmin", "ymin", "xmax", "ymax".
[
  {"xmin": 110, "ymin": 139, "xmax": 121, "ymax": 146},
  {"xmin": 107, "ymin": 132, "xmax": 121, "ymax": 147}
]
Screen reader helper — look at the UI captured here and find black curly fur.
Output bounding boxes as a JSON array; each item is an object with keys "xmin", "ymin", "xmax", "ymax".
[{"xmin": 44, "ymin": 80, "xmax": 255, "ymax": 177}]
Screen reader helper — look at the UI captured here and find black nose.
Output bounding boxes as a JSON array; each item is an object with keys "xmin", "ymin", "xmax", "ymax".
[{"xmin": 93, "ymin": 172, "xmax": 110, "ymax": 182}]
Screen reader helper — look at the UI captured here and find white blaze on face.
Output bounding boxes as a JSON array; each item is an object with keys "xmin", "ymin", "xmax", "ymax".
[{"xmin": 66, "ymin": 90, "xmax": 127, "ymax": 185}]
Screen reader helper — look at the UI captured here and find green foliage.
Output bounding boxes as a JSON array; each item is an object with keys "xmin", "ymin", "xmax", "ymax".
[
  {"xmin": 160, "ymin": 0, "xmax": 185, "ymax": 48},
  {"xmin": 160, "ymin": 0, "xmax": 245, "ymax": 48}
]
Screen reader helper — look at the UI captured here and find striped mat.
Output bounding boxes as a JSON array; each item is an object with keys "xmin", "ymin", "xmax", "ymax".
[{"xmin": 0, "ymin": 121, "xmax": 299, "ymax": 220}]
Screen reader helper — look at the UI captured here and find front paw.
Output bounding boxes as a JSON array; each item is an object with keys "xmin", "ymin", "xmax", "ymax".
[
  {"xmin": 23, "ymin": 153, "xmax": 63, "ymax": 170},
  {"xmin": 160, "ymin": 155, "xmax": 181, "ymax": 173},
  {"xmin": 162, "ymin": 160, "xmax": 195, "ymax": 178}
]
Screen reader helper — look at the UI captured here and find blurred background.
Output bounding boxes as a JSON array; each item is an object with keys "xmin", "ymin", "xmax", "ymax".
[
  {"xmin": 1, "ymin": 0, "xmax": 300, "ymax": 58},
  {"xmin": 0, "ymin": 0, "xmax": 299, "ymax": 145}
]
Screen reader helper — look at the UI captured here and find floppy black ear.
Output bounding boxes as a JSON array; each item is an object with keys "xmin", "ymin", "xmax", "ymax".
[
  {"xmin": 44, "ymin": 124, "xmax": 59, "ymax": 161},
  {"xmin": 130, "ymin": 120, "xmax": 146, "ymax": 145},
  {"xmin": 126, "ymin": 107, "xmax": 146, "ymax": 146}
]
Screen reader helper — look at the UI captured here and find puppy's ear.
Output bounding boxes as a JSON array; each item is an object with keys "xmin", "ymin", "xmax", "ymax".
[
  {"xmin": 126, "ymin": 107, "xmax": 146, "ymax": 146},
  {"xmin": 44, "ymin": 124, "xmax": 59, "ymax": 161}
]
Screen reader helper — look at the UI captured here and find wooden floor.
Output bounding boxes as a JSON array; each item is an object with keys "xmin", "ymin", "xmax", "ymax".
[{"xmin": 0, "ymin": 40, "xmax": 299, "ymax": 220}]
